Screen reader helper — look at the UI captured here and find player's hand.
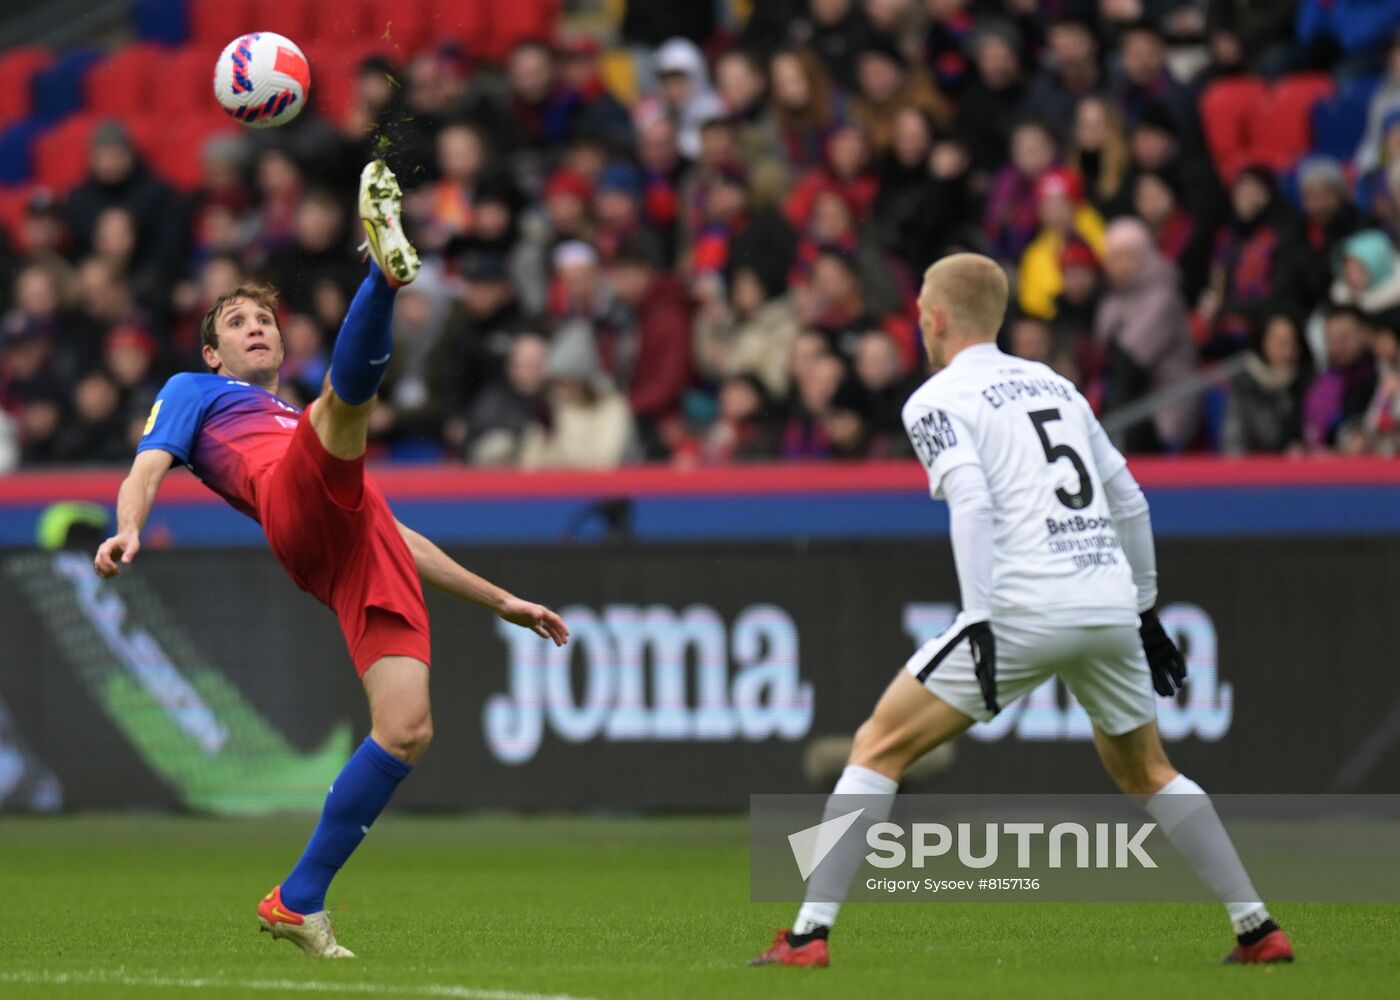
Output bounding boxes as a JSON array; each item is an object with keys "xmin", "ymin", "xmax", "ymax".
[
  {"xmin": 1139, "ymin": 609, "xmax": 1187, "ymax": 696},
  {"xmin": 498, "ymin": 596, "xmax": 570, "ymax": 647},
  {"xmin": 93, "ymin": 531, "xmax": 141, "ymax": 579},
  {"xmin": 966, "ymin": 619, "xmax": 1000, "ymax": 715}
]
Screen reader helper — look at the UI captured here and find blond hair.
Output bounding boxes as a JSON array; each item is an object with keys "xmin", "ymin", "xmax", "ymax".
[{"xmin": 921, "ymin": 254, "xmax": 1009, "ymax": 339}]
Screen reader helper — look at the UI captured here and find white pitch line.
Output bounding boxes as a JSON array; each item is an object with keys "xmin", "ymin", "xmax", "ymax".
[{"xmin": 0, "ymin": 970, "xmax": 601, "ymax": 1000}]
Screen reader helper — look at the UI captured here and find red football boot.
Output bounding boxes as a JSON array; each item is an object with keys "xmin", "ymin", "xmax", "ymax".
[
  {"xmin": 1223, "ymin": 928, "xmax": 1294, "ymax": 964},
  {"xmin": 749, "ymin": 928, "xmax": 830, "ymax": 967}
]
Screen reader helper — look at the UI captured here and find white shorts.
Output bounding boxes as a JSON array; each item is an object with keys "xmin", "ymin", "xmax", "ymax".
[{"xmin": 903, "ymin": 613, "xmax": 1156, "ymax": 736}]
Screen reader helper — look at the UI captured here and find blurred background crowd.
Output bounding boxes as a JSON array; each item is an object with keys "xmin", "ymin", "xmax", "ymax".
[{"xmin": 4, "ymin": 0, "xmax": 1400, "ymax": 471}]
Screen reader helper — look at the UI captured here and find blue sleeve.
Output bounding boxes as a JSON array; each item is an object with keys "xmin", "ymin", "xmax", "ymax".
[{"xmin": 136, "ymin": 374, "xmax": 206, "ymax": 464}]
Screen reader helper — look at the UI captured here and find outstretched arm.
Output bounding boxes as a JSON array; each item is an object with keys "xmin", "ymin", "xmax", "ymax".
[
  {"xmin": 94, "ymin": 449, "xmax": 175, "ymax": 578},
  {"xmin": 395, "ymin": 521, "xmax": 569, "ymax": 646}
]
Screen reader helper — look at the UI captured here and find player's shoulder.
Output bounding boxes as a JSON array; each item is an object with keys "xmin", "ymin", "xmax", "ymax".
[
  {"xmin": 157, "ymin": 371, "xmax": 217, "ymax": 401},
  {"xmin": 901, "ymin": 367, "xmax": 963, "ymax": 421}
]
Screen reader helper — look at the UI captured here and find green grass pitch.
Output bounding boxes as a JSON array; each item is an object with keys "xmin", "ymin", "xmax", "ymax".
[{"xmin": 1, "ymin": 815, "xmax": 1396, "ymax": 999}]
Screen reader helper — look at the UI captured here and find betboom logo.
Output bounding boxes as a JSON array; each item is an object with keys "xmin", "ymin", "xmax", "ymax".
[
  {"xmin": 485, "ymin": 604, "xmax": 813, "ymax": 764},
  {"xmin": 904, "ymin": 602, "xmax": 1233, "ymax": 742}
]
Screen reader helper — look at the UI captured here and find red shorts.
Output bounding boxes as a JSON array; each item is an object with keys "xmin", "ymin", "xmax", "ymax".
[{"xmin": 256, "ymin": 410, "xmax": 431, "ymax": 675}]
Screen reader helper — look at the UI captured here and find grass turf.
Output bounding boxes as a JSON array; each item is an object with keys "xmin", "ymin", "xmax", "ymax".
[{"xmin": 0, "ymin": 816, "xmax": 1395, "ymax": 999}]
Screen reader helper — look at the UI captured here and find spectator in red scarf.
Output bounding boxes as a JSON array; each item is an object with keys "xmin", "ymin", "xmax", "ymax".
[
  {"xmin": 1132, "ymin": 168, "xmax": 1210, "ymax": 303},
  {"xmin": 786, "ymin": 123, "xmax": 879, "ymax": 231}
]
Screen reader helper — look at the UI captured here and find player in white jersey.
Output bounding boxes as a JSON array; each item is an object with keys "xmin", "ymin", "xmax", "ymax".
[{"xmin": 751, "ymin": 253, "xmax": 1293, "ymax": 969}]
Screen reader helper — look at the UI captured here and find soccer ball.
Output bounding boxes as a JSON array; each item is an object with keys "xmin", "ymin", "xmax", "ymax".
[{"xmin": 213, "ymin": 32, "xmax": 310, "ymax": 128}]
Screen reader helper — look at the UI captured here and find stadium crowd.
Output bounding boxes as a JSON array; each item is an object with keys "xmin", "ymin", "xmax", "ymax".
[{"xmin": 4, "ymin": 0, "xmax": 1400, "ymax": 471}]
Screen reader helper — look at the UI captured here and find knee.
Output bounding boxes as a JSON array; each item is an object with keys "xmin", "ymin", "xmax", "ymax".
[{"xmin": 378, "ymin": 715, "xmax": 433, "ymax": 764}]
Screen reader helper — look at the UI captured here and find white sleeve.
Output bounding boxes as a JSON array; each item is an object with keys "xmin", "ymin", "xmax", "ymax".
[
  {"xmin": 903, "ymin": 401, "xmax": 981, "ymax": 500},
  {"xmin": 942, "ymin": 463, "xmax": 995, "ymax": 622},
  {"xmin": 1080, "ymin": 394, "xmax": 1128, "ymax": 483},
  {"xmin": 1103, "ymin": 465, "xmax": 1156, "ymax": 613}
]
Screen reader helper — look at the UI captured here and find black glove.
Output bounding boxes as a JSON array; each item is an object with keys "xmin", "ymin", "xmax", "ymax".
[
  {"xmin": 966, "ymin": 620, "xmax": 1000, "ymax": 715},
  {"xmin": 1139, "ymin": 609, "xmax": 1187, "ymax": 697}
]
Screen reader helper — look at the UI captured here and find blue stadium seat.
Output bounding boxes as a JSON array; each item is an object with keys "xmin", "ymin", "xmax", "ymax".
[
  {"xmin": 28, "ymin": 49, "xmax": 102, "ymax": 123},
  {"xmin": 133, "ymin": 0, "xmax": 191, "ymax": 45},
  {"xmin": 1311, "ymin": 74, "xmax": 1381, "ymax": 161},
  {"xmin": 0, "ymin": 118, "xmax": 42, "ymax": 184}
]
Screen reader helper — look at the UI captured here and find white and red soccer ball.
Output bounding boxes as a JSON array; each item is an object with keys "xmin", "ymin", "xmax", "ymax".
[{"xmin": 213, "ymin": 32, "xmax": 310, "ymax": 128}]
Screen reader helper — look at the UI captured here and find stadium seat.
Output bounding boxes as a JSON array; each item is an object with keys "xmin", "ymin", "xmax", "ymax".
[
  {"xmin": 1263, "ymin": 73, "xmax": 1335, "ymax": 170},
  {"xmin": 304, "ymin": 40, "xmax": 391, "ymax": 125},
  {"xmin": 1312, "ymin": 74, "xmax": 1381, "ymax": 162},
  {"xmin": 1199, "ymin": 75, "xmax": 1269, "ymax": 183},
  {"xmin": 428, "ymin": 0, "xmax": 492, "ymax": 60},
  {"xmin": 0, "ymin": 119, "xmax": 43, "ymax": 184},
  {"xmin": 0, "ymin": 48, "xmax": 53, "ymax": 128},
  {"xmin": 188, "ymin": 0, "xmax": 254, "ymax": 46},
  {"xmin": 28, "ymin": 49, "xmax": 103, "ymax": 123},
  {"xmin": 486, "ymin": 0, "xmax": 561, "ymax": 62},
  {"xmin": 31, "ymin": 113, "xmax": 99, "ymax": 193},
  {"xmin": 249, "ymin": 0, "xmax": 316, "ymax": 44},
  {"xmin": 136, "ymin": 112, "xmax": 239, "ymax": 189},
  {"xmin": 311, "ymin": 0, "xmax": 372, "ymax": 44},
  {"xmin": 84, "ymin": 44, "xmax": 166, "ymax": 119},
  {"xmin": 366, "ymin": 0, "xmax": 431, "ymax": 55},
  {"xmin": 0, "ymin": 182, "xmax": 33, "ymax": 246},
  {"xmin": 132, "ymin": 0, "xmax": 191, "ymax": 45},
  {"xmin": 151, "ymin": 45, "xmax": 215, "ymax": 116}
]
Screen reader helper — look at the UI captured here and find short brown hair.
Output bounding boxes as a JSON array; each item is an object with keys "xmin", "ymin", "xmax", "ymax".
[{"xmin": 199, "ymin": 284, "xmax": 281, "ymax": 353}]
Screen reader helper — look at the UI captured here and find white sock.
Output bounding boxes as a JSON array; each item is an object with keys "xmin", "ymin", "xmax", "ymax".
[
  {"xmin": 792, "ymin": 764, "xmax": 898, "ymax": 935},
  {"xmin": 1143, "ymin": 774, "xmax": 1269, "ymax": 934}
]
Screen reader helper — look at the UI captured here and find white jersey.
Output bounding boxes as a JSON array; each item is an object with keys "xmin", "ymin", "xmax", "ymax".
[{"xmin": 902, "ymin": 343, "xmax": 1138, "ymax": 625}]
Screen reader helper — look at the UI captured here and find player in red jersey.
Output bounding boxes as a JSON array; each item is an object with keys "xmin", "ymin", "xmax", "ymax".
[{"xmin": 94, "ymin": 161, "xmax": 569, "ymax": 958}]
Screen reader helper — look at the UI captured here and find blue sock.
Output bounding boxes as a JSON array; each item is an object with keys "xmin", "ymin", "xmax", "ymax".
[
  {"xmin": 328, "ymin": 263, "xmax": 397, "ymax": 405},
  {"xmin": 280, "ymin": 737, "xmax": 411, "ymax": 914}
]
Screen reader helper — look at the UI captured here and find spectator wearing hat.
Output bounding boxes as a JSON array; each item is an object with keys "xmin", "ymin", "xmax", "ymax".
[
  {"xmin": 1096, "ymin": 217, "xmax": 1199, "ymax": 452},
  {"xmin": 634, "ymin": 110, "xmax": 688, "ymax": 262},
  {"xmin": 554, "ymin": 34, "xmax": 634, "ymax": 152},
  {"xmin": 1198, "ymin": 165, "xmax": 1293, "ymax": 358},
  {"xmin": 64, "ymin": 120, "xmax": 185, "ymax": 286},
  {"xmin": 539, "ymin": 167, "xmax": 596, "ymax": 252},
  {"xmin": 1050, "ymin": 237, "xmax": 1108, "ymax": 392},
  {"xmin": 766, "ymin": 48, "xmax": 846, "ymax": 173},
  {"xmin": 519, "ymin": 319, "xmax": 640, "ymax": 469},
  {"xmin": 0, "ymin": 313, "xmax": 65, "ymax": 465},
  {"xmin": 851, "ymin": 36, "xmax": 952, "ymax": 159},
  {"xmin": 1277, "ymin": 157, "xmax": 1367, "ymax": 319},
  {"xmin": 1222, "ymin": 311, "xmax": 1314, "ymax": 455},
  {"xmin": 1131, "ymin": 168, "xmax": 1211, "ymax": 304},
  {"xmin": 983, "ymin": 119, "xmax": 1059, "ymax": 263},
  {"xmin": 1017, "ymin": 168, "xmax": 1106, "ymax": 320},
  {"xmin": 604, "ymin": 238, "xmax": 694, "ymax": 454},
  {"xmin": 1303, "ymin": 305, "xmax": 1379, "ymax": 451},
  {"xmin": 1329, "ymin": 229, "xmax": 1400, "ymax": 324},
  {"xmin": 1024, "ymin": 17, "xmax": 1107, "ymax": 142},
  {"xmin": 647, "ymin": 38, "xmax": 726, "ymax": 160},
  {"xmin": 694, "ymin": 259, "xmax": 802, "ymax": 399},
  {"xmin": 593, "ymin": 162, "xmax": 663, "ymax": 263},
  {"xmin": 955, "ymin": 20, "xmax": 1028, "ymax": 174}
]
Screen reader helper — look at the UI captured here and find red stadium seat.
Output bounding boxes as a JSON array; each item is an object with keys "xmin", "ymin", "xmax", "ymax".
[
  {"xmin": 1263, "ymin": 73, "xmax": 1336, "ymax": 170},
  {"xmin": 311, "ymin": 0, "xmax": 372, "ymax": 44},
  {"xmin": 84, "ymin": 44, "xmax": 166, "ymax": 118},
  {"xmin": 1199, "ymin": 75, "xmax": 1270, "ymax": 183},
  {"xmin": 32, "ymin": 114, "xmax": 99, "ymax": 193},
  {"xmin": 189, "ymin": 0, "xmax": 255, "ymax": 47},
  {"xmin": 428, "ymin": 0, "xmax": 492, "ymax": 60},
  {"xmin": 141, "ymin": 113, "xmax": 241, "ymax": 189},
  {"xmin": 248, "ymin": 0, "xmax": 316, "ymax": 44},
  {"xmin": 0, "ymin": 47, "xmax": 53, "ymax": 127},
  {"xmin": 0, "ymin": 183, "xmax": 34, "ymax": 246},
  {"xmin": 366, "ymin": 0, "xmax": 431, "ymax": 56},
  {"xmin": 152, "ymin": 45, "xmax": 216, "ymax": 116},
  {"xmin": 304, "ymin": 40, "xmax": 391, "ymax": 125},
  {"xmin": 486, "ymin": 0, "xmax": 560, "ymax": 63}
]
